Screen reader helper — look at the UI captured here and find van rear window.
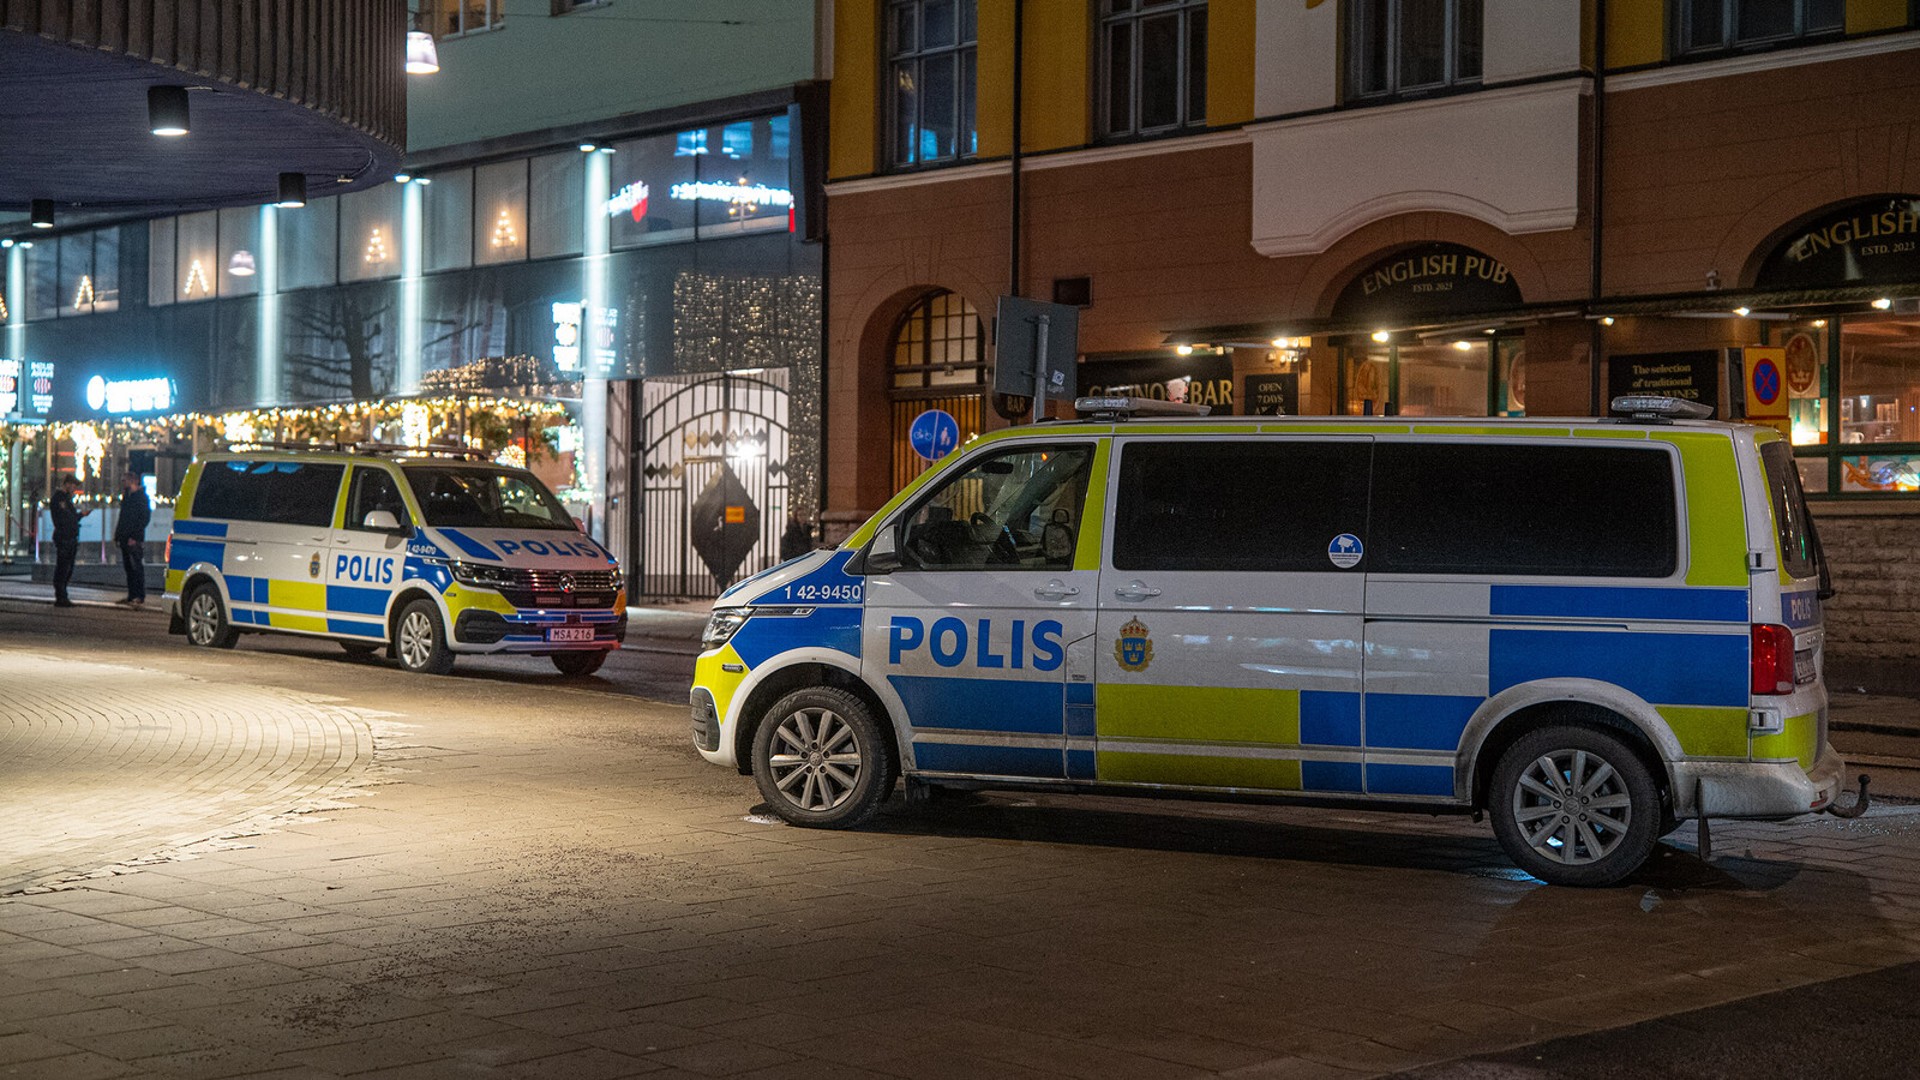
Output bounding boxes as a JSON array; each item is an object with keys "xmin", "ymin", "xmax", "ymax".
[
  {"xmin": 1759, "ymin": 441, "xmax": 1819, "ymax": 580},
  {"xmin": 1370, "ymin": 443, "xmax": 1678, "ymax": 578},
  {"xmin": 191, "ymin": 460, "xmax": 344, "ymax": 527}
]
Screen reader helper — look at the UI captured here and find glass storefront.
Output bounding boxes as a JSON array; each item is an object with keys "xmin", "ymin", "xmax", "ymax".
[{"xmin": 1336, "ymin": 334, "xmax": 1519, "ymax": 417}]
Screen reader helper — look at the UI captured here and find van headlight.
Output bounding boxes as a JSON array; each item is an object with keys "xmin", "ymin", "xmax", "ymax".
[
  {"xmin": 449, "ymin": 561, "xmax": 515, "ymax": 588},
  {"xmin": 702, "ymin": 608, "xmax": 752, "ymax": 651}
]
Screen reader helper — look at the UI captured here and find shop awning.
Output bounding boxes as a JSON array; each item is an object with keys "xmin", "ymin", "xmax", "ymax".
[
  {"xmin": 1591, "ymin": 284, "xmax": 1920, "ymax": 317},
  {"xmin": 1162, "ymin": 305, "xmax": 1582, "ymax": 347}
]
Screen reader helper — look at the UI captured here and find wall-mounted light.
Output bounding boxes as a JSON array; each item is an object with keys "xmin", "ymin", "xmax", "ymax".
[
  {"xmin": 1370, "ymin": 330, "xmax": 1391, "ymax": 343},
  {"xmin": 29, "ymin": 200, "xmax": 53, "ymax": 229},
  {"xmin": 405, "ymin": 29, "xmax": 440, "ymax": 75},
  {"xmin": 580, "ymin": 143, "xmax": 598, "ymax": 153},
  {"xmin": 1600, "ymin": 316, "xmax": 1615, "ymax": 326},
  {"xmin": 1733, "ymin": 306, "xmax": 1751, "ymax": 317},
  {"xmin": 276, "ymin": 172, "xmax": 307, "ymax": 208},
  {"xmin": 148, "ymin": 85, "xmax": 190, "ymax": 136},
  {"xmin": 0, "ymin": 238, "xmax": 12, "ymax": 249},
  {"xmin": 1811, "ymin": 319, "xmax": 1827, "ymax": 328},
  {"xmin": 1451, "ymin": 340, "xmax": 1473, "ymax": 351},
  {"xmin": 1873, "ymin": 297, "xmax": 1894, "ymax": 310},
  {"xmin": 1175, "ymin": 345, "xmax": 1194, "ymax": 356},
  {"xmin": 393, "ymin": 172, "xmax": 412, "ymax": 184}
]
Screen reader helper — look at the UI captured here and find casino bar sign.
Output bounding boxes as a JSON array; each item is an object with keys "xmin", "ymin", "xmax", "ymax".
[
  {"xmin": 1334, "ymin": 243, "xmax": 1523, "ymax": 324},
  {"xmin": 1757, "ymin": 195, "xmax": 1920, "ymax": 290}
]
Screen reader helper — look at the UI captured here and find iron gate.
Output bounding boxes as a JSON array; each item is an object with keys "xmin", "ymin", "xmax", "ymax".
[{"xmin": 638, "ymin": 370, "xmax": 791, "ymax": 598}]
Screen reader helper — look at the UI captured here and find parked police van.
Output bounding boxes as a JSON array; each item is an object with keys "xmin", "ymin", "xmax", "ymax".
[
  {"xmin": 691, "ymin": 395, "xmax": 1849, "ymax": 886},
  {"xmin": 165, "ymin": 447, "xmax": 624, "ymax": 676}
]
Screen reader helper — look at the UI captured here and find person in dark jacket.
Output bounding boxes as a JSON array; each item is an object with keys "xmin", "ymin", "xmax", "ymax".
[
  {"xmin": 114, "ymin": 472, "xmax": 152, "ymax": 606},
  {"xmin": 779, "ymin": 510, "xmax": 814, "ymax": 563},
  {"xmin": 49, "ymin": 475, "xmax": 86, "ymax": 608}
]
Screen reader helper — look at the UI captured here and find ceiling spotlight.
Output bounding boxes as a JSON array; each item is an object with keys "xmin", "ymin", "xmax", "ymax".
[
  {"xmin": 29, "ymin": 200, "xmax": 53, "ymax": 229},
  {"xmin": 276, "ymin": 172, "xmax": 307, "ymax": 208},
  {"xmin": 393, "ymin": 172, "xmax": 412, "ymax": 184},
  {"xmin": 1811, "ymin": 319, "xmax": 1827, "ymax": 328},
  {"xmin": 598, "ymin": 146, "xmax": 616, "ymax": 154},
  {"xmin": 1733, "ymin": 307, "xmax": 1750, "ymax": 317},
  {"xmin": 0, "ymin": 238, "xmax": 12, "ymax": 249},
  {"xmin": 1600, "ymin": 316, "xmax": 1615, "ymax": 326},
  {"xmin": 414, "ymin": 176, "xmax": 432, "ymax": 185},
  {"xmin": 580, "ymin": 143, "xmax": 598, "ymax": 153},
  {"xmin": 148, "ymin": 85, "xmax": 190, "ymax": 136},
  {"xmin": 1175, "ymin": 345, "xmax": 1194, "ymax": 356},
  {"xmin": 1873, "ymin": 297, "xmax": 1893, "ymax": 310},
  {"xmin": 1371, "ymin": 330, "xmax": 1391, "ymax": 343},
  {"xmin": 1451, "ymin": 340, "xmax": 1473, "ymax": 351},
  {"xmin": 405, "ymin": 29, "xmax": 440, "ymax": 75}
]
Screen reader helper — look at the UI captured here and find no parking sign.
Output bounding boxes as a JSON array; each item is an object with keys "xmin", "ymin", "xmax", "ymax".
[{"xmin": 1743, "ymin": 346, "xmax": 1789, "ymax": 438}]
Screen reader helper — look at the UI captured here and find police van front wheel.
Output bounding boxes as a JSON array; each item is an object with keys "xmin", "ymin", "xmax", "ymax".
[
  {"xmin": 1490, "ymin": 726, "xmax": 1662, "ymax": 888},
  {"xmin": 551, "ymin": 651, "xmax": 606, "ymax": 677},
  {"xmin": 752, "ymin": 688, "xmax": 895, "ymax": 829},
  {"xmin": 394, "ymin": 600, "xmax": 455, "ymax": 675},
  {"xmin": 184, "ymin": 584, "xmax": 238, "ymax": 650}
]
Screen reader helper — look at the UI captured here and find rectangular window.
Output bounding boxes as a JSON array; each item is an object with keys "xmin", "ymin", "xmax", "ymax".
[
  {"xmin": 528, "ymin": 151, "xmax": 584, "ymax": 259},
  {"xmin": 278, "ymin": 196, "xmax": 339, "ymax": 290},
  {"xmin": 424, "ymin": 168, "xmax": 474, "ymax": 272},
  {"xmin": 1113, "ymin": 440, "xmax": 1372, "ymax": 572},
  {"xmin": 887, "ymin": 0, "xmax": 979, "ymax": 168},
  {"xmin": 91, "ymin": 228, "xmax": 120, "ymax": 313},
  {"xmin": 339, "ymin": 184, "xmax": 401, "ymax": 283},
  {"xmin": 1105, "ymin": 0, "xmax": 1205, "ymax": 138},
  {"xmin": 217, "ymin": 206, "xmax": 260, "ymax": 298},
  {"xmin": 898, "ymin": 444, "xmax": 1093, "ymax": 571},
  {"xmin": 610, "ymin": 132, "xmax": 698, "ymax": 248},
  {"xmin": 1346, "ymin": 0, "xmax": 1482, "ymax": 102},
  {"xmin": 1677, "ymin": 0, "xmax": 1844, "ymax": 53},
  {"xmin": 191, "ymin": 459, "xmax": 346, "ymax": 527},
  {"xmin": 473, "ymin": 159, "xmax": 528, "ymax": 265},
  {"xmin": 693, "ymin": 115, "xmax": 794, "ymax": 236},
  {"xmin": 425, "ymin": 0, "xmax": 504, "ymax": 37},
  {"xmin": 57, "ymin": 232, "xmax": 92, "ymax": 317},
  {"xmin": 1760, "ymin": 441, "xmax": 1819, "ymax": 578},
  {"xmin": 26, "ymin": 242, "xmax": 56, "ymax": 321},
  {"xmin": 176, "ymin": 210, "xmax": 218, "ymax": 301},
  {"xmin": 1369, "ymin": 443, "xmax": 1678, "ymax": 577},
  {"xmin": 148, "ymin": 218, "xmax": 176, "ymax": 307}
]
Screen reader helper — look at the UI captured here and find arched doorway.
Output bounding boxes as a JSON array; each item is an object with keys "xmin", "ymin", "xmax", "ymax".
[{"xmin": 889, "ymin": 290, "xmax": 984, "ymax": 490}]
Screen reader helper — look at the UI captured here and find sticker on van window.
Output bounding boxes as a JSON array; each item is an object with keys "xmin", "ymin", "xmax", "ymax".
[{"xmin": 1328, "ymin": 533, "xmax": 1363, "ymax": 569}]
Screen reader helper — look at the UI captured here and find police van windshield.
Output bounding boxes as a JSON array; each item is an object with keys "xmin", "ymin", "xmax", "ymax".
[{"xmin": 403, "ymin": 466, "xmax": 577, "ymax": 531}]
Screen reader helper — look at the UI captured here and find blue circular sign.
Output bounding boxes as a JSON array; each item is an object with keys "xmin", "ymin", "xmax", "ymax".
[
  {"xmin": 909, "ymin": 409, "xmax": 960, "ymax": 461},
  {"xmin": 1328, "ymin": 532, "xmax": 1364, "ymax": 569}
]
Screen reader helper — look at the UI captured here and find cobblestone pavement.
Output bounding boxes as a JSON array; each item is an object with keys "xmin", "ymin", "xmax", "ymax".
[{"xmin": 4, "ymin": 606, "xmax": 1920, "ymax": 1079}]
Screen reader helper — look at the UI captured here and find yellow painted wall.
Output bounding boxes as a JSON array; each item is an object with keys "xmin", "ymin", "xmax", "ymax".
[
  {"xmin": 1022, "ymin": 1, "xmax": 1092, "ymax": 152},
  {"xmin": 829, "ymin": 0, "xmax": 880, "ymax": 180},
  {"xmin": 975, "ymin": 0, "xmax": 1017, "ymax": 158},
  {"xmin": 1848, "ymin": 0, "xmax": 1910, "ymax": 33},
  {"xmin": 1207, "ymin": 0, "xmax": 1256, "ymax": 127},
  {"xmin": 1605, "ymin": 0, "xmax": 1666, "ymax": 69}
]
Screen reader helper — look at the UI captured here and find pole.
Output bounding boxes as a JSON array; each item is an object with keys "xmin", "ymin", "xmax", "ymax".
[
  {"xmin": 1588, "ymin": 0, "xmax": 1609, "ymax": 416},
  {"xmin": 1009, "ymin": 0, "xmax": 1025, "ymax": 299},
  {"xmin": 1031, "ymin": 314, "xmax": 1050, "ymax": 424}
]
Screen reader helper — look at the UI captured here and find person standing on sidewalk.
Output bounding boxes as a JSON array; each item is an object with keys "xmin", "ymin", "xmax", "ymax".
[
  {"xmin": 48, "ymin": 475, "xmax": 86, "ymax": 608},
  {"xmin": 114, "ymin": 471, "xmax": 151, "ymax": 607}
]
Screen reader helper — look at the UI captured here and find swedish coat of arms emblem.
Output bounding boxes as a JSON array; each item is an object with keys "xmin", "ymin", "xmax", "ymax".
[{"xmin": 1114, "ymin": 617, "xmax": 1153, "ymax": 672}]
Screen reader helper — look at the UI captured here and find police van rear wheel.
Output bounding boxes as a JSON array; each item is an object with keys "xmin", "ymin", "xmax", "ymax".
[
  {"xmin": 752, "ymin": 688, "xmax": 895, "ymax": 829},
  {"xmin": 551, "ymin": 651, "xmax": 606, "ymax": 677},
  {"xmin": 1490, "ymin": 726, "xmax": 1661, "ymax": 888},
  {"xmin": 395, "ymin": 600, "xmax": 454, "ymax": 675},
  {"xmin": 185, "ymin": 583, "xmax": 238, "ymax": 650}
]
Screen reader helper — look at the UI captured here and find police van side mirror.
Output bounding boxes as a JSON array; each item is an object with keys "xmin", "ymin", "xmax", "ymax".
[
  {"xmin": 362, "ymin": 510, "xmax": 410, "ymax": 536},
  {"xmin": 863, "ymin": 523, "xmax": 903, "ymax": 575}
]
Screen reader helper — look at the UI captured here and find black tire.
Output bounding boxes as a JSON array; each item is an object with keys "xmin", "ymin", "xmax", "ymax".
[
  {"xmin": 1490, "ymin": 725, "xmax": 1663, "ymax": 887},
  {"xmin": 752, "ymin": 687, "xmax": 896, "ymax": 829},
  {"xmin": 551, "ymin": 651, "xmax": 607, "ymax": 677},
  {"xmin": 339, "ymin": 641, "xmax": 380, "ymax": 657},
  {"xmin": 393, "ymin": 598, "xmax": 455, "ymax": 675},
  {"xmin": 183, "ymin": 582, "xmax": 239, "ymax": 649}
]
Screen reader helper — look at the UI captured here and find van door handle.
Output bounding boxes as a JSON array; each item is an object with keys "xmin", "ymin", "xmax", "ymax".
[
  {"xmin": 1032, "ymin": 579, "xmax": 1079, "ymax": 601},
  {"xmin": 1113, "ymin": 580, "xmax": 1161, "ymax": 601}
]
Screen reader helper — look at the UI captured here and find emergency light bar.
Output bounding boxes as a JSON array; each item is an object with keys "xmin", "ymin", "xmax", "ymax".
[
  {"xmin": 1074, "ymin": 396, "xmax": 1212, "ymax": 419},
  {"xmin": 1609, "ymin": 395, "xmax": 1714, "ymax": 422}
]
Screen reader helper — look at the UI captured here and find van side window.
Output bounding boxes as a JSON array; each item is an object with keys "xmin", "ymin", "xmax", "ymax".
[
  {"xmin": 1370, "ymin": 443, "xmax": 1677, "ymax": 577},
  {"xmin": 191, "ymin": 460, "xmax": 345, "ymax": 527},
  {"xmin": 1758, "ymin": 441, "xmax": 1819, "ymax": 580},
  {"xmin": 1112, "ymin": 440, "xmax": 1372, "ymax": 572},
  {"xmin": 899, "ymin": 444, "xmax": 1093, "ymax": 571},
  {"xmin": 346, "ymin": 468, "xmax": 409, "ymax": 531}
]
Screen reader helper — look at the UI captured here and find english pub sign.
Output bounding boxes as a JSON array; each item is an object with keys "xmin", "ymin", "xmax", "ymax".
[
  {"xmin": 1756, "ymin": 195, "xmax": 1920, "ymax": 290},
  {"xmin": 1333, "ymin": 243, "xmax": 1524, "ymax": 324}
]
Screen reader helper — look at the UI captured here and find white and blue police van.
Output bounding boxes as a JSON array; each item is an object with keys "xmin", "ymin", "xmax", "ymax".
[
  {"xmin": 165, "ymin": 447, "xmax": 624, "ymax": 676},
  {"xmin": 691, "ymin": 395, "xmax": 1853, "ymax": 886}
]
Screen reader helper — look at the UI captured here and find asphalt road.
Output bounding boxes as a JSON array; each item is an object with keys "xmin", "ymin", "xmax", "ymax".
[{"xmin": 4, "ymin": 595, "xmax": 1920, "ymax": 1079}]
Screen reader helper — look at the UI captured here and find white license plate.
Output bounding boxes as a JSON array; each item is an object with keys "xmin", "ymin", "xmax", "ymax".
[{"xmin": 547, "ymin": 627, "xmax": 595, "ymax": 643}]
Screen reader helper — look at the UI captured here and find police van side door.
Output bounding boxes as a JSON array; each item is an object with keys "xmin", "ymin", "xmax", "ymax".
[
  {"xmin": 862, "ymin": 440, "xmax": 1103, "ymax": 780},
  {"xmin": 1095, "ymin": 436, "xmax": 1372, "ymax": 795},
  {"xmin": 326, "ymin": 465, "xmax": 412, "ymax": 641}
]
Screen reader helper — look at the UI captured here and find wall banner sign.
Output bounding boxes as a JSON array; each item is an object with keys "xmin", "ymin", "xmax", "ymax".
[
  {"xmin": 1333, "ymin": 243, "xmax": 1523, "ymax": 324},
  {"xmin": 1756, "ymin": 195, "xmax": 1920, "ymax": 290},
  {"xmin": 1242, "ymin": 372, "xmax": 1300, "ymax": 416},
  {"xmin": 1607, "ymin": 350, "xmax": 1720, "ymax": 412},
  {"xmin": 1080, "ymin": 352, "xmax": 1233, "ymax": 411}
]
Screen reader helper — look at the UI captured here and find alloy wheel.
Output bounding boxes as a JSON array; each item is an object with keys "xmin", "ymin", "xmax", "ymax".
[
  {"xmin": 187, "ymin": 591, "xmax": 220, "ymax": 646},
  {"xmin": 398, "ymin": 610, "xmax": 435, "ymax": 669},
  {"xmin": 767, "ymin": 706, "xmax": 863, "ymax": 812},
  {"xmin": 1511, "ymin": 748, "xmax": 1634, "ymax": 866}
]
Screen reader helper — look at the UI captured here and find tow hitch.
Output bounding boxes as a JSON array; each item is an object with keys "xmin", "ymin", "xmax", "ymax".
[{"xmin": 1825, "ymin": 773, "xmax": 1872, "ymax": 819}]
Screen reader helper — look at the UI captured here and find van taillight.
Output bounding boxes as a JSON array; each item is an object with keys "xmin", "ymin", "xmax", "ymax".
[{"xmin": 1752, "ymin": 624, "xmax": 1795, "ymax": 696}]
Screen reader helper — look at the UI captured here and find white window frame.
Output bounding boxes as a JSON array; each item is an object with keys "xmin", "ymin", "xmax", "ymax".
[
  {"xmin": 1344, "ymin": 0, "xmax": 1483, "ymax": 103},
  {"xmin": 1674, "ymin": 0, "xmax": 1846, "ymax": 55},
  {"xmin": 1098, "ymin": 0, "xmax": 1209, "ymax": 140}
]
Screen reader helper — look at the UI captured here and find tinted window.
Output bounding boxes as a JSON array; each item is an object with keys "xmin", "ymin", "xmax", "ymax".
[
  {"xmin": 1113, "ymin": 440, "xmax": 1372, "ymax": 572},
  {"xmin": 191, "ymin": 460, "xmax": 345, "ymax": 527},
  {"xmin": 403, "ymin": 467, "xmax": 576, "ymax": 530},
  {"xmin": 1370, "ymin": 443, "xmax": 1677, "ymax": 577},
  {"xmin": 346, "ymin": 467, "xmax": 410, "ymax": 532},
  {"xmin": 899, "ymin": 445, "xmax": 1093, "ymax": 571},
  {"xmin": 1760, "ymin": 440, "xmax": 1819, "ymax": 580}
]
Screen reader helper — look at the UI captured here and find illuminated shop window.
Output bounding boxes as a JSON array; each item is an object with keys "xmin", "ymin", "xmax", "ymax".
[
  {"xmin": 218, "ymin": 206, "xmax": 260, "ymax": 299},
  {"xmin": 340, "ymin": 184, "xmax": 402, "ymax": 283},
  {"xmin": 149, "ymin": 218, "xmax": 176, "ymax": 307},
  {"xmin": 1677, "ymin": 0, "xmax": 1843, "ymax": 54},
  {"xmin": 424, "ymin": 0, "xmax": 504, "ymax": 37},
  {"xmin": 528, "ymin": 151, "xmax": 584, "ymax": 259},
  {"xmin": 693, "ymin": 116, "xmax": 793, "ymax": 237},
  {"xmin": 1346, "ymin": 0, "xmax": 1483, "ymax": 102},
  {"xmin": 25, "ymin": 241, "xmax": 56, "ymax": 320},
  {"xmin": 176, "ymin": 210, "xmax": 218, "ymax": 302},
  {"xmin": 887, "ymin": 0, "xmax": 978, "ymax": 168},
  {"xmin": 474, "ymin": 159, "xmax": 528, "ymax": 265},
  {"xmin": 279, "ymin": 196, "xmax": 339, "ymax": 290},
  {"xmin": 1100, "ymin": 0, "xmax": 1208, "ymax": 139},
  {"xmin": 425, "ymin": 169, "xmax": 475, "ymax": 272},
  {"xmin": 611, "ymin": 132, "xmax": 698, "ymax": 248},
  {"xmin": 1837, "ymin": 318, "xmax": 1920, "ymax": 494}
]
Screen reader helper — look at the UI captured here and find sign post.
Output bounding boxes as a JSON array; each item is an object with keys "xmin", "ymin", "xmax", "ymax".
[{"xmin": 994, "ymin": 296, "xmax": 1079, "ymax": 421}]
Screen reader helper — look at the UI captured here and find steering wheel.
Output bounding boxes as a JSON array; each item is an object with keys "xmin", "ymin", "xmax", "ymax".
[{"xmin": 972, "ymin": 512, "xmax": 1019, "ymax": 563}]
